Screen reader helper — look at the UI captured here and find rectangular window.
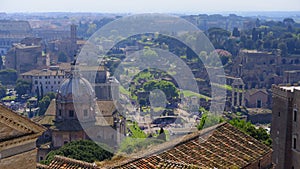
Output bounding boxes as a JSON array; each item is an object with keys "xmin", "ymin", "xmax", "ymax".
[
  {"xmin": 294, "ymin": 110, "xmax": 297, "ymax": 122},
  {"xmin": 293, "ymin": 138, "xmax": 297, "ymax": 149},
  {"xmin": 69, "ymin": 110, "xmax": 74, "ymax": 117},
  {"xmin": 58, "ymin": 109, "xmax": 62, "ymax": 116},
  {"xmin": 278, "ymin": 112, "xmax": 280, "ymax": 117},
  {"xmin": 257, "ymin": 99, "xmax": 262, "ymax": 108},
  {"xmin": 84, "ymin": 109, "xmax": 88, "ymax": 117}
]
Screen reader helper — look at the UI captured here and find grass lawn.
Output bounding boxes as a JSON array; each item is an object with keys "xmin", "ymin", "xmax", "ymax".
[
  {"xmin": 2, "ymin": 95, "xmax": 16, "ymax": 101},
  {"xmin": 182, "ymin": 90, "xmax": 211, "ymax": 101},
  {"xmin": 127, "ymin": 121, "xmax": 147, "ymax": 138}
]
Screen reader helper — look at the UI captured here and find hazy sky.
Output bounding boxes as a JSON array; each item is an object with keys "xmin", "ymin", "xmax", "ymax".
[{"xmin": 1, "ymin": 0, "xmax": 300, "ymax": 13}]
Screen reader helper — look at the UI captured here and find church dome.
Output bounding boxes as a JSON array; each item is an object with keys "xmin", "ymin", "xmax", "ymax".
[{"xmin": 57, "ymin": 72, "xmax": 95, "ymax": 102}]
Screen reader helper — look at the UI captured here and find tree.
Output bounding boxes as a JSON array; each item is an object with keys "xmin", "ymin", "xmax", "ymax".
[
  {"xmin": 38, "ymin": 95, "xmax": 51, "ymax": 116},
  {"xmin": 207, "ymin": 27, "xmax": 231, "ymax": 49},
  {"xmin": 283, "ymin": 18, "xmax": 295, "ymax": 25},
  {"xmin": 157, "ymin": 127, "xmax": 166, "ymax": 141},
  {"xmin": 38, "ymin": 92, "xmax": 56, "ymax": 116},
  {"xmin": 41, "ymin": 140, "xmax": 113, "ymax": 165},
  {"xmin": 15, "ymin": 79, "xmax": 31, "ymax": 97},
  {"xmin": 197, "ymin": 112, "xmax": 224, "ymax": 130},
  {"xmin": 58, "ymin": 52, "xmax": 68, "ymax": 62},
  {"xmin": 251, "ymin": 28, "xmax": 259, "ymax": 42},
  {"xmin": 36, "ymin": 86, "xmax": 40, "ymax": 101},
  {"xmin": 0, "ymin": 84, "xmax": 6, "ymax": 98},
  {"xmin": 87, "ymin": 23, "xmax": 97, "ymax": 36},
  {"xmin": 143, "ymin": 80, "xmax": 179, "ymax": 102},
  {"xmin": 0, "ymin": 69, "xmax": 18, "ymax": 85},
  {"xmin": 45, "ymin": 92, "xmax": 56, "ymax": 100},
  {"xmin": 278, "ymin": 42, "xmax": 288, "ymax": 56},
  {"xmin": 229, "ymin": 118, "xmax": 272, "ymax": 146},
  {"xmin": 232, "ymin": 27, "xmax": 240, "ymax": 37}
]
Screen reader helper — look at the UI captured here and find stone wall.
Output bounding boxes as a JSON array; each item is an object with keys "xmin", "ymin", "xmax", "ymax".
[
  {"xmin": 291, "ymin": 89, "xmax": 300, "ymax": 169},
  {"xmin": 0, "ymin": 148, "xmax": 37, "ymax": 169},
  {"xmin": 245, "ymin": 91, "xmax": 268, "ymax": 108},
  {"xmin": 52, "ymin": 130, "xmax": 86, "ymax": 148},
  {"xmin": 248, "ymin": 113, "xmax": 272, "ymax": 124},
  {"xmin": 271, "ymin": 85, "xmax": 294, "ymax": 169}
]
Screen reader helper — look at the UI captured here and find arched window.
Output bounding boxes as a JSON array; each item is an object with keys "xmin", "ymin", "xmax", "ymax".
[
  {"xmin": 294, "ymin": 109, "xmax": 298, "ymax": 122},
  {"xmin": 293, "ymin": 137, "xmax": 297, "ymax": 149}
]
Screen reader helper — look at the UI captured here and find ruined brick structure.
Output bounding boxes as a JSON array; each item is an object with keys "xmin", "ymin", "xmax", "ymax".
[
  {"xmin": 232, "ymin": 50, "xmax": 300, "ymax": 89},
  {"xmin": 0, "ymin": 20, "xmax": 33, "ymax": 55},
  {"xmin": 6, "ymin": 37, "xmax": 47, "ymax": 74}
]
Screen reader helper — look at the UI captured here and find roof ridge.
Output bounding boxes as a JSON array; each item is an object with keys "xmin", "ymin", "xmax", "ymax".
[
  {"xmin": 36, "ymin": 163, "xmax": 50, "ymax": 169},
  {"xmin": 0, "ymin": 104, "xmax": 46, "ymax": 134},
  {"xmin": 52, "ymin": 155, "xmax": 98, "ymax": 168}
]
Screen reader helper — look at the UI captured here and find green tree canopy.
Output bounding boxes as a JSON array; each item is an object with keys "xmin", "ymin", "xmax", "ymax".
[
  {"xmin": 207, "ymin": 27, "xmax": 231, "ymax": 49},
  {"xmin": 143, "ymin": 80, "xmax": 179, "ymax": 101},
  {"xmin": 38, "ymin": 92, "xmax": 56, "ymax": 116},
  {"xmin": 0, "ymin": 69, "xmax": 18, "ymax": 85},
  {"xmin": 229, "ymin": 118, "xmax": 272, "ymax": 146},
  {"xmin": 197, "ymin": 112, "xmax": 224, "ymax": 130},
  {"xmin": 41, "ymin": 140, "xmax": 113, "ymax": 165},
  {"xmin": 0, "ymin": 84, "xmax": 6, "ymax": 98},
  {"xmin": 15, "ymin": 79, "xmax": 31, "ymax": 97},
  {"xmin": 58, "ymin": 52, "xmax": 68, "ymax": 62}
]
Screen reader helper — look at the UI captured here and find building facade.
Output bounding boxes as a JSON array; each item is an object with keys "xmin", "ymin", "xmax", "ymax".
[
  {"xmin": 0, "ymin": 104, "xmax": 45, "ymax": 169},
  {"xmin": 35, "ymin": 63, "xmax": 126, "ymax": 161},
  {"xmin": 5, "ymin": 38, "xmax": 47, "ymax": 74},
  {"xmin": 0, "ymin": 20, "xmax": 33, "ymax": 55},
  {"xmin": 245, "ymin": 89, "xmax": 269, "ymax": 108},
  {"xmin": 21, "ymin": 67, "xmax": 65, "ymax": 96},
  {"xmin": 271, "ymin": 85, "xmax": 300, "ymax": 169}
]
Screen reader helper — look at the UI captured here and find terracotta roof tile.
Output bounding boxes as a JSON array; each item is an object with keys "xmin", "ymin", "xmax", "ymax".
[
  {"xmin": 43, "ymin": 155, "xmax": 99, "ymax": 169},
  {"xmin": 112, "ymin": 122, "xmax": 272, "ymax": 169}
]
